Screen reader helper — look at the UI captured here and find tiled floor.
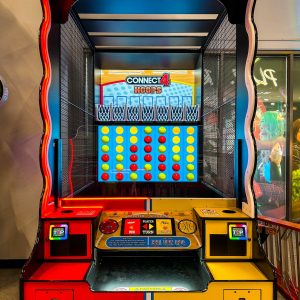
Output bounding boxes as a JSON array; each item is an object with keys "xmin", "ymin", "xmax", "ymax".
[
  {"xmin": 0, "ymin": 269, "xmax": 20, "ymax": 300},
  {"xmin": 0, "ymin": 268, "xmax": 288, "ymax": 299}
]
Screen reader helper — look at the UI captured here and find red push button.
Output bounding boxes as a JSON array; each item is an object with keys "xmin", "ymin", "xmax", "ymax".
[
  {"xmin": 144, "ymin": 136, "xmax": 152, "ymax": 144},
  {"xmin": 158, "ymin": 154, "xmax": 166, "ymax": 162},
  {"xmin": 144, "ymin": 154, "xmax": 152, "ymax": 162},
  {"xmin": 144, "ymin": 173, "xmax": 152, "ymax": 181},
  {"xmin": 99, "ymin": 219, "xmax": 119, "ymax": 234},
  {"xmin": 144, "ymin": 145, "xmax": 152, "ymax": 153},
  {"xmin": 172, "ymin": 164, "xmax": 180, "ymax": 171},
  {"xmin": 116, "ymin": 173, "xmax": 124, "ymax": 181},
  {"xmin": 158, "ymin": 136, "xmax": 166, "ymax": 143},
  {"xmin": 101, "ymin": 173, "xmax": 109, "ymax": 181},
  {"xmin": 172, "ymin": 173, "xmax": 180, "ymax": 181},
  {"xmin": 130, "ymin": 145, "xmax": 138, "ymax": 153},
  {"xmin": 130, "ymin": 154, "xmax": 138, "ymax": 162},
  {"xmin": 101, "ymin": 154, "xmax": 109, "ymax": 162},
  {"xmin": 158, "ymin": 164, "xmax": 166, "ymax": 171},
  {"xmin": 130, "ymin": 164, "xmax": 138, "ymax": 171},
  {"xmin": 124, "ymin": 219, "xmax": 141, "ymax": 235}
]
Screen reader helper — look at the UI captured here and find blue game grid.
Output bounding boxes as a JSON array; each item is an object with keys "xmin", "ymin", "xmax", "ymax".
[{"xmin": 98, "ymin": 125, "xmax": 198, "ymax": 183}]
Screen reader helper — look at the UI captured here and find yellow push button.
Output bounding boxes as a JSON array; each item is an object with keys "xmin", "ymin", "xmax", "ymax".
[
  {"xmin": 144, "ymin": 126, "xmax": 152, "ymax": 134},
  {"xmin": 130, "ymin": 126, "xmax": 138, "ymax": 134},
  {"xmin": 116, "ymin": 145, "xmax": 124, "ymax": 153},
  {"xmin": 158, "ymin": 145, "xmax": 166, "ymax": 153},
  {"xmin": 116, "ymin": 164, "xmax": 124, "ymax": 171},
  {"xmin": 187, "ymin": 127, "xmax": 195, "ymax": 135},
  {"xmin": 158, "ymin": 173, "xmax": 166, "ymax": 181},
  {"xmin": 102, "ymin": 145, "xmax": 109, "ymax": 152},
  {"xmin": 102, "ymin": 164, "xmax": 109, "ymax": 171},
  {"xmin": 187, "ymin": 136, "xmax": 195, "ymax": 144},
  {"xmin": 187, "ymin": 173, "xmax": 195, "ymax": 181},
  {"xmin": 186, "ymin": 145, "xmax": 194, "ymax": 153},
  {"xmin": 172, "ymin": 136, "xmax": 180, "ymax": 144},
  {"xmin": 144, "ymin": 164, "xmax": 152, "ymax": 171},
  {"xmin": 172, "ymin": 154, "xmax": 180, "ymax": 162},
  {"xmin": 116, "ymin": 136, "xmax": 124, "ymax": 144},
  {"xmin": 130, "ymin": 173, "xmax": 138, "ymax": 181},
  {"xmin": 116, "ymin": 154, "xmax": 124, "ymax": 162},
  {"xmin": 186, "ymin": 164, "xmax": 195, "ymax": 171},
  {"xmin": 172, "ymin": 145, "xmax": 180, "ymax": 153},
  {"xmin": 172, "ymin": 126, "xmax": 181, "ymax": 135},
  {"xmin": 102, "ymin": 136, "xmax": 109, "ymax": 143},
  {"xmin": 116, "ymin": 126, "xmax": 124, "ymax": 134},
  {"xmin": 158, "ymin": 126, "xmax": 166, "ymax": 134},
  {"xmin": 130, "ymin": 136, "xmax": 138, "ymax": 144},
  {"xmin": 186, "ymin": 155, "xmax": 195, "ymax": 163},
  {"xmin": 101, "ymin": 126, "xmax": 109, "ymax": 134}
]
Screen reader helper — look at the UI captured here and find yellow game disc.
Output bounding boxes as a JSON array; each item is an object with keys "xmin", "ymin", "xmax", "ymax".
[
  {"xmin": 116, "ymin": 126, "xmax": 124, "ymax": 134},
  {"xmin": 130, "ymin": 173, "xmax": 138, "ymax": 181},
  {"xmin": 144, "ymin": 126, "xmax": 152, "ymax": 134},
  {"xmin": 186, "ymin": 155, "xmax": 195, "ymax": 163},
  {"xmin": 158, "ymin": 173, "xmax": 166, "ymax": 181},
  {"xmin": 158, "ymin": 145, "xmax": 166, "ymax": 153},
  {"xmin": 116, "ymin": 154, "xmax": 124, "ymax": 162},
  {"xmin": 186, "ymin": 136, "xmax": 195, "ymax": 144},
  {"xmin": 130, "ymin": 136, "xmax": 138, "ymax": 144},
  {"xmin": 130, "ymin": 126, "xmax": 138, "ymax": 134},
  {"xmin": 116, "ymin": 136, "xmax": 124, "ymax": 144},
  {"xmin": 187, "ymin": 127, "xmax": 195, "ymax": 135},
  {"xmin": 172, "ymin": 154, "xmax": 180, "ymax": 162},
  {"xmin": 186, "ymin": 173, "xmax": 195, "ymax": 181},
  {"xmin": 116, "ymin": 163, "xmax": 124, "ymax": 171},
  {"xmin": 172, "ymin": 145, "xmax": 180, "ymax": 153},
  {"xmin": 144, "ymin": 164, "xmax": 152, "ymax": 171},
  {"xmin": 102, "ymin": 136, "xmax": 109, "ymax": 143},
  {"xmin": 172, "ymin": 126, "xmax": 181, "ymax": 135},
  {"xmin": 172, "ymin": 136, "xmax": 180, "ymax": 144},
  {"xmin": 116, "ymin": 145, "xmax": 124, "ymax": 153},
  {"xmin": 102, "ymin": 145, "xmax": 109, "ymax": 152},
  {"xmin": 102, "ymin": 164, "xmax": 109, "ymax": 171},
  {"xmin": 158, "ymin": 126, "xmax": 167, "ymax": 134},
  {"xmin": 101, "ymin": 126, "xmax": 109, "ymax": 134},
  {"xmin": 186, "ymin": 145, "xmax": 194, "ymax": 153},
  {"xmin": 186, "ymin": 164, "xmax": 195, "ymax": 171}
]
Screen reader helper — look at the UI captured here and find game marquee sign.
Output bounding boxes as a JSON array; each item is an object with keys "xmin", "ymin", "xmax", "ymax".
[{"xmin": 125, "ymin": 73, "xmax": 171, "ymax": 94}]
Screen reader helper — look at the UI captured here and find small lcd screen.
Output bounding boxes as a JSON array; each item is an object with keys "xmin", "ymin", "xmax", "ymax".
[
  {"xmin": 231, "ymin": 227, "xmax": 245, "ymax": 238},
  {"xmin": 52, "ymin": 227, "xmax": 65, "ymax": 237},
  {"xmin": 122, "ymin": 218, "xmax": 175, "ymax": 236}
]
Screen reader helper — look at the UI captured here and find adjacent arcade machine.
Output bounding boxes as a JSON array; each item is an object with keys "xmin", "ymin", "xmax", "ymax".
[{"xmin": 21, "ymin": 0, "xmax": 276, "ymax": 299}]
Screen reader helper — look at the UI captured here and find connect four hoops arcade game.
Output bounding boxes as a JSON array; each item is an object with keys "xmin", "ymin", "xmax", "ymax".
[{"xmin": 21, "ymin": 0, "xmax": 276, "ymax": 299}]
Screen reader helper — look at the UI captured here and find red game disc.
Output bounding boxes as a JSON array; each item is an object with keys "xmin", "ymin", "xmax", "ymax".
[
  {"xmin": 99, "ymin": 219, "xmax": 119, "ymax": 234},
  {"xmin": 172, "ymin": 173, "xmax": 180, "ymax": 181},
  {"xmin": 158, "ymin": 154, "xmax": 166, "ymax": 162},
  {"xmin": 101, "ymin": 154, "xmax": 109, "ymax": 162},
  {"xmin": 144, "ymin": 154, "xmax": 152, "ymax": 162},
  {"xmin": 172, "ymin": 164, "xmax": 180, "ymax": 171},
  {"xmin": 144, "ymin": 136, "xmax": 152, "ymax": 144},
  {"xmin": 144, "ymin": 145, "xmax": 152, "ymax": 153},
  {"xmin": 116, "ymin": 173, "xmax": 124, "ymax": 181},
  {"xmin": 130, "ymin": 154, "xmax": 138, "ymax": 162},
  {"xmin": 158, "ymin": 164, "xmax": 166, "ymax": 171},
  {"xmin": 130, "ymin": 164, "xmax": 138, "ymax": 171},
  {"xmin": 144, "ymin": 173, "xmax": 152, "ymax": 181},
  {"xmin": 130, "ymin": 145, "xmax": 138, "ymax": 153},
  {"xmin": 101, "ymin": 173, "xmax": 109, "ymax": 181},
  {"xmin": 158, "ymin": 136, "xmax": 166, "ymax": 144}
]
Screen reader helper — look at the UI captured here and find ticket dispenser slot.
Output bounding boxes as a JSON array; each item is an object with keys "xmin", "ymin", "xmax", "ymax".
[{"xmin": 223, "ymin": 289, "xmax": 261, "ymax": 300}]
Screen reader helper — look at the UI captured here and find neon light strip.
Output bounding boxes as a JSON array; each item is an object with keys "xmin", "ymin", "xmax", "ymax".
[
  {"xmin": 243, "ymin": 0, "xmax": 256, "ymax": 218},
  {"xmin": 68, "ymin": 139, "xmax": 74, "ymax": 196},
  {"xmin": 40, "ymin": 0, "xmax": 53, "ymax": 216}
]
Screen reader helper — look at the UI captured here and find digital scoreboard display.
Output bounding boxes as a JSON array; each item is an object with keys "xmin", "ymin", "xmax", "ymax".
[
  {"xmin": 49, "ymin": 224, "xmax": 69, "ymax": 240},
  {"xmin": 228, "ymin": 223, "xmax": 247, "ymax": 240},
  {"xmin": 122, "ymin": 218, "xmax": 175, "ymax": 236}
]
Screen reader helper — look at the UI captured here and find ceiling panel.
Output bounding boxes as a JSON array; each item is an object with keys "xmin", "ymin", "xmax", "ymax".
[
  {"xmin": 91, "ymin": 36, "xmax": 206, "ymax": 47},
  {"xmin": 95, "ymin": 52, "xmax": 200, "ymax": 70},
  {"xmin": 74, "ymin": 0, "xmax": 224, "ymax": 14},
  {"xmin": 80, "ymin": 20, "xmax": 217, "ymax": 34}
]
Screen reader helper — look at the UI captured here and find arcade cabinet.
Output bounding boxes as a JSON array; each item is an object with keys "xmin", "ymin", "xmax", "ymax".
[{"xmin": 21, "ymin": 0, "xmax": 276, "ymax": 299}]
